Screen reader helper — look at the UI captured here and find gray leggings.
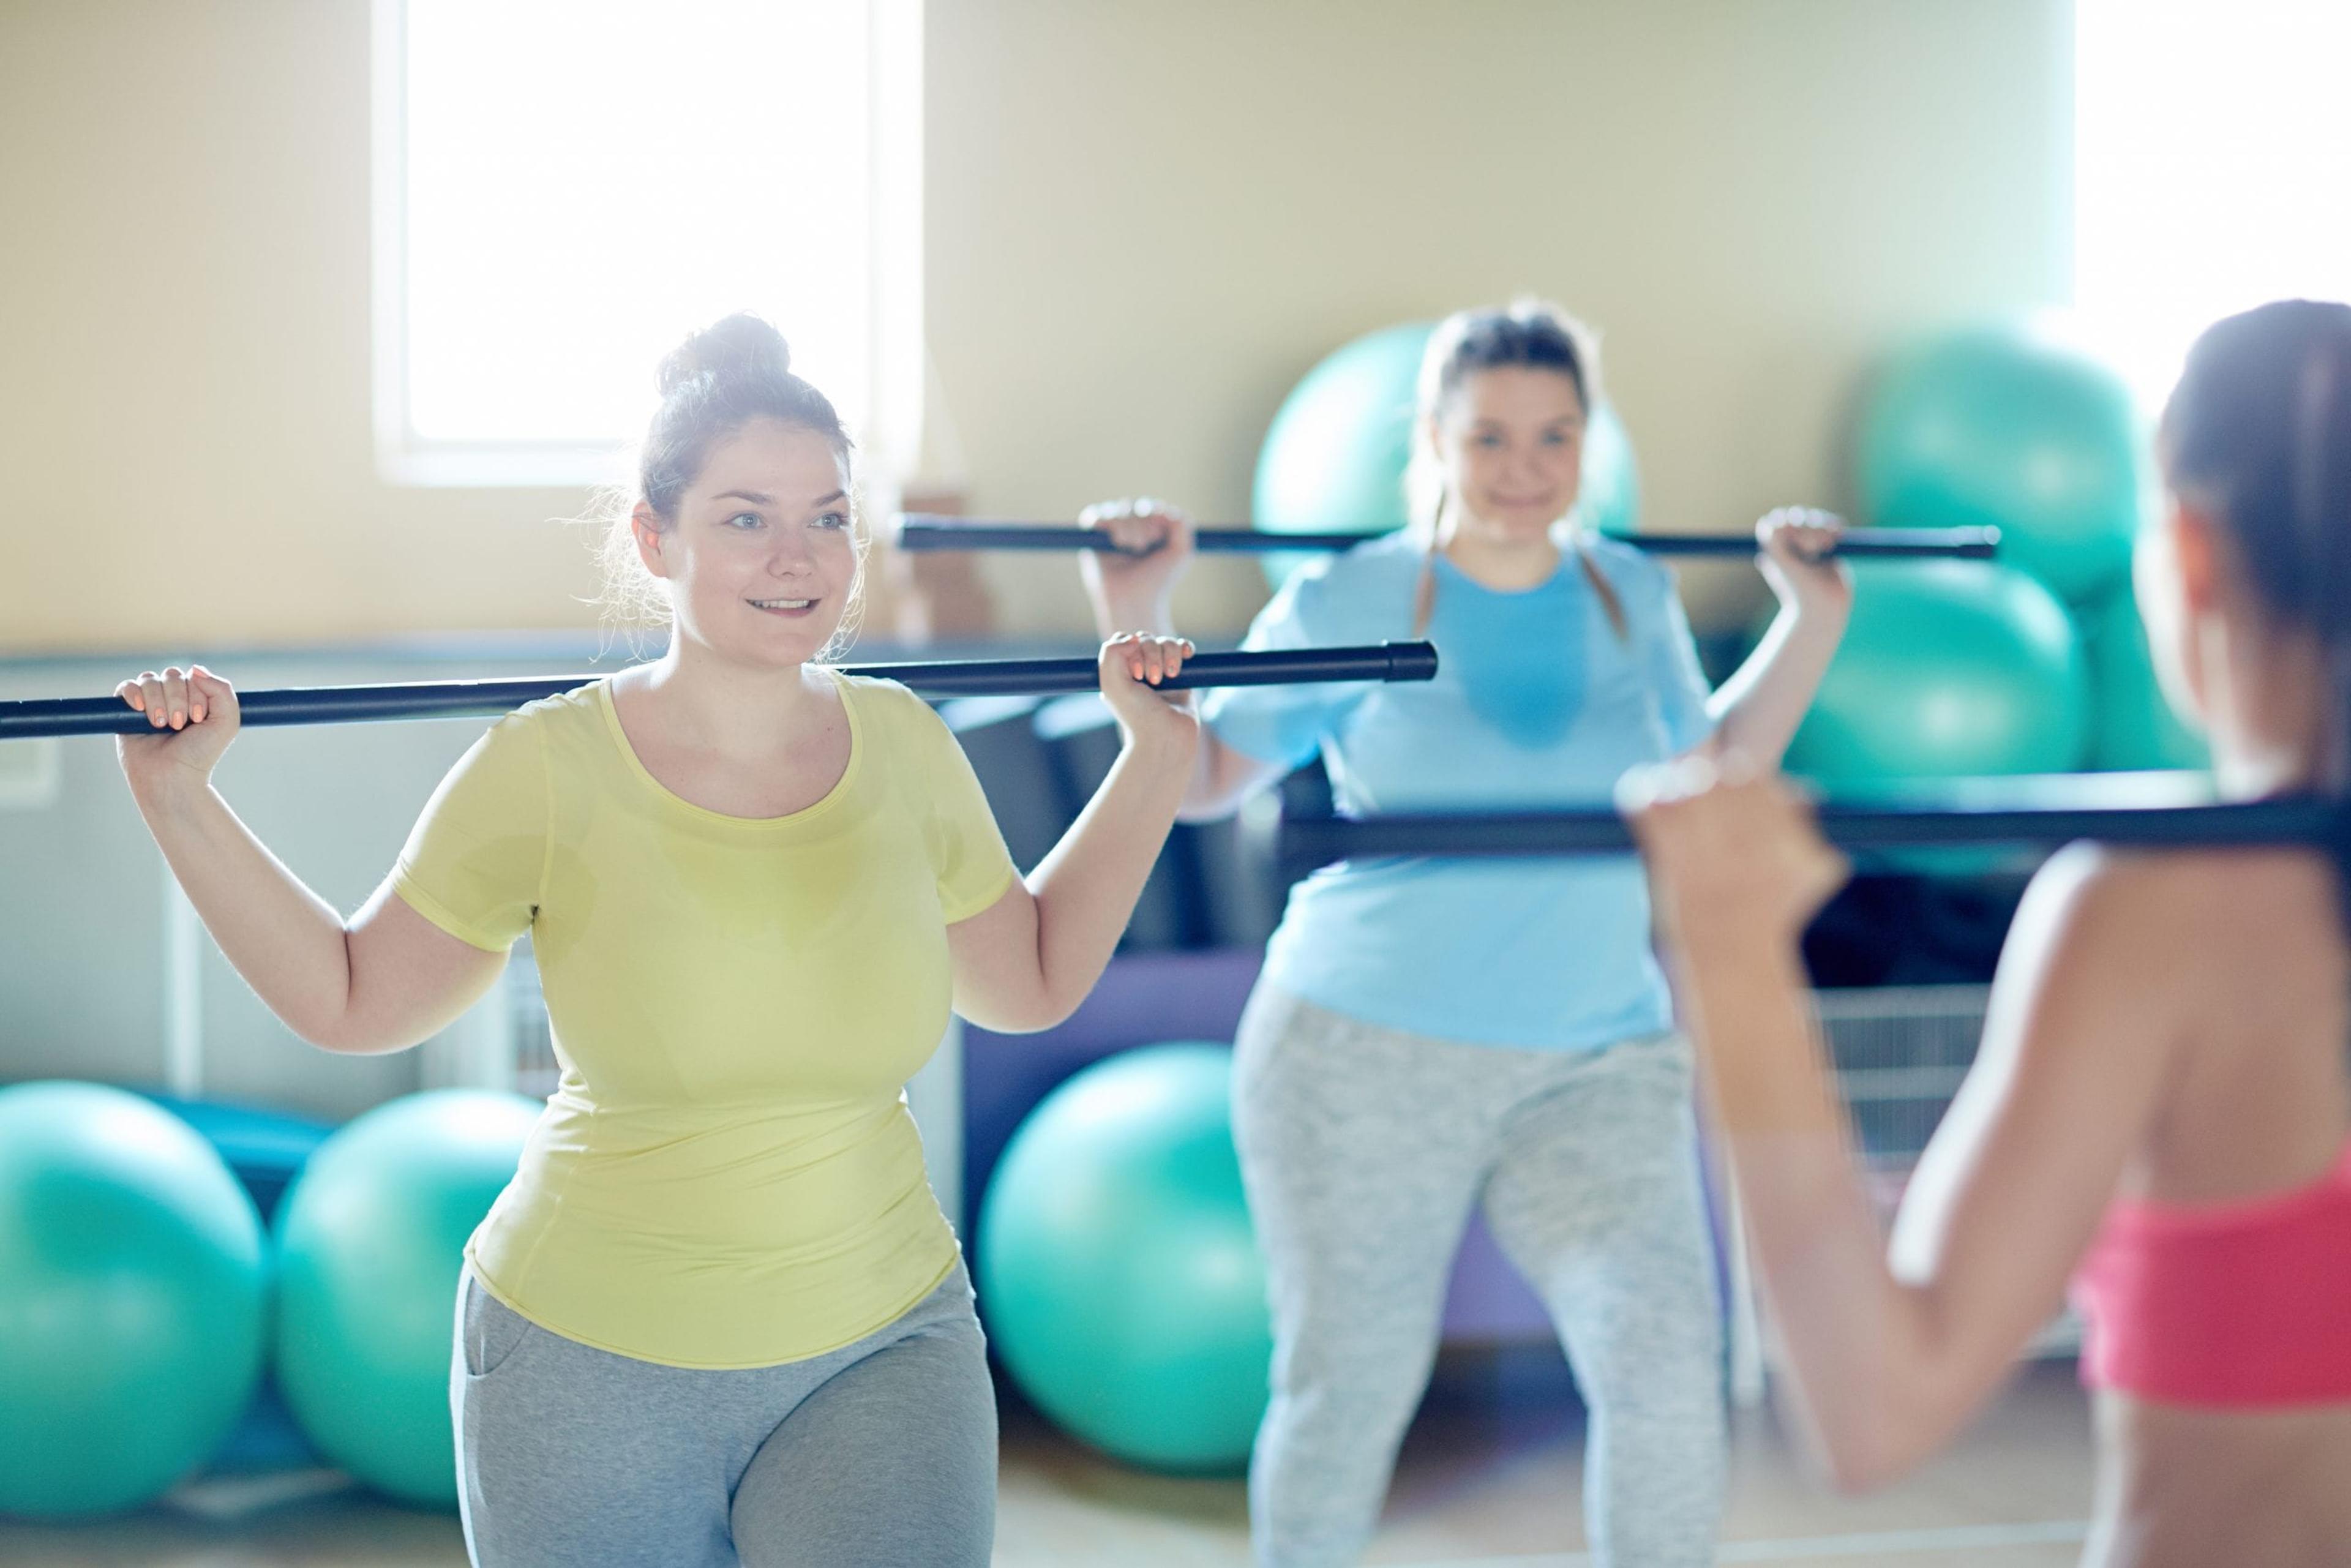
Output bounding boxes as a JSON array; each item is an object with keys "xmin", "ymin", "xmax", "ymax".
[
  {"xmin": 449, "ymin": 1262, "xmax": 994, "ymax": 1568},
  {"xmin": 1233, "ymin": 986, "xmax": 1725, "ymax": 1568}
]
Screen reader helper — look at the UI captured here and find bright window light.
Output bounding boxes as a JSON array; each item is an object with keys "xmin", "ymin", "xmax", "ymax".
[
  {"xmin": 2074, "ymin": 0, "xmax": 2351, "ymax": 407},
  {"xmin": 373, "ymin": 0, "xmax": 920, "ymax": 485}
]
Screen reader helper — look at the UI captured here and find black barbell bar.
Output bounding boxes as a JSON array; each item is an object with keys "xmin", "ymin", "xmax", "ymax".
[
  {"xmin": 1278, "ymin": 775, "xmax": 2344, "ymax": 866},
  {"xmin": 894, "ymin": 516, "xmax": 2001, "ymax": 561},
  {"xmin": 0, "ymin": 642, "xmax": 1438, "ymax": 742}
]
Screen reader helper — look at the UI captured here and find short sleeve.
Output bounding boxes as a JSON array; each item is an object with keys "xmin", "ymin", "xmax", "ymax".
[
  {"xmin": 1639, "ymin": 562, "xmax": 1716, "ymax": 755},
  {"xmin": 1197, "ymin": 566, "xmax": 1368, "ymax": 770},
  {"xmin": 906, "ymin": 696, "xmax": 1020, "ymax": 923},
  {"xmin": 392, "ymin": 715, "xmax": 548, "ymax": 953}
]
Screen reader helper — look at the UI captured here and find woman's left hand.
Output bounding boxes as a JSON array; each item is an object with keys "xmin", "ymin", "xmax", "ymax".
[
  {"xmin": 1756, "ymin": 506, "xmax": 1853, "ymax": 618},
  {"xmin": 1618, "ymin": 752, "xmax": 1850, "ymax": 955},
  {"xmin": 1098, "ymin": 632, "xmax": 1201, "ymax": 755}
]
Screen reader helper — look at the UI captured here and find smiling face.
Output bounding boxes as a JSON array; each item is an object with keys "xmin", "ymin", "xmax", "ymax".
[
  {"xmin": 1431, "ymin": 366, "xmax": 1587, "ymax": 542},
  {"xmin": 632, "ymin": 416, "xmax": 859, "ymax": 669}
]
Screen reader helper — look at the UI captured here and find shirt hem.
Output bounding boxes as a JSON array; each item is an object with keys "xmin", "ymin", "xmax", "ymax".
[
  {"xmin": 461, "ymin": 1245, "xmax": 962, "ymax": 1371},
  {"xmin": 391, "ymin": 874, "xmax": 516, "ymax": 955},
  {"xmin": 940, "ymin": 862, "xmax": 1019, "ymax": 926}
]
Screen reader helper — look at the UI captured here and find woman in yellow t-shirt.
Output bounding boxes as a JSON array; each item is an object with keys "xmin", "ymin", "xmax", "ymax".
[{"xmin": 111, "ymin": 314, "xmax": 1201, "ymax": 1567}]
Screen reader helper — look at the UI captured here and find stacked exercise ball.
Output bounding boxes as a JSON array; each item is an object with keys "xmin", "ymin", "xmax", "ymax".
[
  {"xmin": 275, "ymin": 1088, "xmax": 539, "ymax": 1508},
  {"xmin": 978, "ymin": 1043, "xmax": 1272, "ymax": 1472},
  {"xmin": 1786, "ymin": 323, "xmax": 2204, "ymax": 797},
  {"xmin": 0, "ymin": 1082, "xmax": 268, "ymax": 1518},
  {"xmin": 1858, "ymin": 327, "xmax": 2143, "ymax": 606},
  {"xmin": 1783, "ymin": 562, "xmax": 2088, "ymax": 782},
  {"xmin": 1252, "ymin": 320, "xmax": 1640, "ymax": 587}
]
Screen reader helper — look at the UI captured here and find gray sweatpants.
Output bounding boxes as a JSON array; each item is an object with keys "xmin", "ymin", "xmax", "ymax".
[
  {"xmin": 449, "ymin": 1262, "xmax": 994, "ymax": 1568},
  {"xmin": 1233, "ymin": 986, "xmax": 1725, "ymax": 1568}
]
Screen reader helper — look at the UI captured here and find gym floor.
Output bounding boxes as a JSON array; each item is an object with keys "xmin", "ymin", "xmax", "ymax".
[{"xmin": 0, "ymin": 1352, "xmax": 2093, "ymax": 1567}]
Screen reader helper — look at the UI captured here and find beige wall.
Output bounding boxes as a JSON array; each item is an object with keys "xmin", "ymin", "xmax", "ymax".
[
  {"xmin": 928, "ymin": 0, "xmax": 2075, "ymax": 637},
  {"xmin": 0, "ymin": 0, "xmax": 2071, "ymax": 654},
  {"xmin": 0, "ymin": 1, "xmax": 599, "ymax": 654}
]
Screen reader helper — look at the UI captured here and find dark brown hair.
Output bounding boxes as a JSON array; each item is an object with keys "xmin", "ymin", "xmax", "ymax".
[
  {"xmin": 2160, "ymin": 299, "xmax": 2351, "ymax": 783},
  {"xmin": 597, "ymin": 314, "xmax": 864, "ymax": 651}
]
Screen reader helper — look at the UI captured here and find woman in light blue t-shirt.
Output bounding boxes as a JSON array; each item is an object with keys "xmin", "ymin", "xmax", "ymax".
[{"xmin": 1083, "ymin": 301, "xmax": 1851, "ymax": 1568}]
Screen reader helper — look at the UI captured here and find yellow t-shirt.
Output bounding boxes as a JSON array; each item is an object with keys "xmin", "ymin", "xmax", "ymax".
[{"xmin": 391, "ymin": 673, "xmax": 1017, "ymax": 1368}]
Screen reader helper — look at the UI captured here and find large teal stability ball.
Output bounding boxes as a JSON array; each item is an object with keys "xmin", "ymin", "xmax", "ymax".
[
  {"xmin": 978, "ymin": 1043, "xmax": 1270, "ymax": 1472},
  {"xmin": 1858, "ymin": 328, "xmax": 2145, "ymax": 606},
  {"xmin": 0, "ymin": 1082, "xmax": 268, "ymax": 1518},
  {"xmin": 1253, "ymin": 321, "xmax": 1640, "ymax": 588},
  {"xmin": 1783, "ymin": 562, "xmax": 2090, "ymax": 783},
  {"xmin": 2081, "ymin": 582, "xmax": 2209, "ymax": 773},
  {"xmin": 274, "ymin": 1089, "xmax": 539, "ymax": 1509}
]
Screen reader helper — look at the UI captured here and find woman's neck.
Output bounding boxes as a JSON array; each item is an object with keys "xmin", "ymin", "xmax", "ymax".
[
  {"xmin": 1439, "ymin": 514, "xmax": 1563, "ymax": 591},
  {"xmin": 631, "ymin": 636, "xmax": 833, "ymax": 759},
  {"xmin": 2200, "ymin": 619, "xmax": 2331, "ymax": 800}
]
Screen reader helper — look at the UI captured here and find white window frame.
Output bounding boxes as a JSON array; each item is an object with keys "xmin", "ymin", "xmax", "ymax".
[{"xmin": 368, "ymin": 0, "xmax": 924, "ymax": 489}]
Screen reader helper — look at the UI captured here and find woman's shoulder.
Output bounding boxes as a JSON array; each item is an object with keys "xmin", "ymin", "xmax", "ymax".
[
  {"xmin": 1258, "ymin": 532, "xmax": 1423, "ymax": 631},
  {"xmin": 460, "ymin": 683, "xmax": 600, "ymax": 760},
  {"xmin": 833, "ymin": 670, "xmax": 952, "ymax": 748},
  {"xmin": 2025, "ymin": 839, "xmax": 2341, "ymax": 994},
  {"xmin": 1577, "ymin": 531, "xmax": 1677, "ymax": 598}
]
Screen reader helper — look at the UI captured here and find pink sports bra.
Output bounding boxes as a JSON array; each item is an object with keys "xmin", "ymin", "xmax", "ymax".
[{"xmin": 2071, "ymin": 1140, "xmax": 2351, "ymax": 1407}]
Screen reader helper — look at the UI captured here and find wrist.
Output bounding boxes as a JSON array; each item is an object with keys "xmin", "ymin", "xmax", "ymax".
[
  {"xmin": 1118, "ymin": 713, "xmax": 1200, "ymax": 766},
  {"xmin": 1783, "ymin": 585, "xmax": 1852, "ymax": 626},
  {"xmin": 132, "ymin": 767, "xmax": 215, "ymax": 820},
  {"xmin": 1671, "ymin": 913, "xmax": 1806, "ymax": 975},
  {"xmin": 1098, "ymin": 590, "xmax": 1175, "ymax": 636}
]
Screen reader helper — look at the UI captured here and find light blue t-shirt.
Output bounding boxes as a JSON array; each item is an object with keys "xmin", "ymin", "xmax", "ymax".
[{"xmin": 1202, "ymin": 531, "xmax": 1715, "ymax": 1049}]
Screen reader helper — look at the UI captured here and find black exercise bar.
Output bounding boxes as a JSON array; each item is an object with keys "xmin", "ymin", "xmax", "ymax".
[
  {"xmin": 0, "ymin": 642, "xmax": 1439, "ymax": 741},
  {"xmin": 894, "ymin": 515, "xmax": 2001, "ymax": 561},
  {"xmin": 1278, "ymin": 776, "xmax": 2345, "ymax": 866}
]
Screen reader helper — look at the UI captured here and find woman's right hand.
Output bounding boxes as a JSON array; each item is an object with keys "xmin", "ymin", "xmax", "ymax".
[
  {"xmin": 115, "ymin": 664, "xmax": 241, "ymax": 800},
  {"xmin": 1097, "ymin": 632, "xmax": 1201, "ymax": 759},
  {"xmin": 1078, "ymin": 496, "xmax": 1194, "ymax": 636}
]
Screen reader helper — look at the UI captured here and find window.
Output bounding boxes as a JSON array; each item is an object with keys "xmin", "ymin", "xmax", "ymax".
[
  {"xmin": 372, "ymin": 0, "xmax": 922, "ymax": 486},
  {"xmin": 2074, "ymin": 0, "xmax": 2351, "ymax": 406}
]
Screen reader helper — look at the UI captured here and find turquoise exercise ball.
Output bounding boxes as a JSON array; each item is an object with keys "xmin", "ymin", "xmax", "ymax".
[
  {"xmin": 977, "ymin": 1043, "xmax": 1270, "ymax": 1472},
  {"xmin": 1783, "ymin": 561, "xmax": 2090, "ymax": 784},
  {"xmin": 0, "ymin": 1082, "xmax": 268, "ymax": 1518},
  {"xmin": 2081, "ymin": 583, "xmax": 2208, "ymax": 773},
  {"xmin": 1253, "ymin": 321, "xmax": 1640, "ymax": 588},
  {"xmin": 1858, "ymin": 328, "xmax": 2146, "ymax": 606},
  {"xmin": 274, "ymin": 1089, "xmax": 538, "ymax": 1509}
]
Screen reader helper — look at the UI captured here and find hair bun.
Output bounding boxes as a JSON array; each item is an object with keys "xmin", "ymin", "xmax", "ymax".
[{"xmin": 657, "ymin": 313, "xmax": 793, "ymax": 396}]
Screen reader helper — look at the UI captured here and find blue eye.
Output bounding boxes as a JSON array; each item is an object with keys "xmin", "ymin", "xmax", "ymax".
[
  {"xmin": 1474, "ymin": 433, "xmax": 1505, "ymax": 449},
  {"xmin": 726, "ymin": 511, "xmax": 763, "ymax": 530},
  {"xmin": 814, "ymin": 510, "xmax": 850, "ymax": 531}
]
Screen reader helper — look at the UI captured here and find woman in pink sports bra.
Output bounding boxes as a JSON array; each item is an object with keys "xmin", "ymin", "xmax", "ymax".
[{"xmin": 1620, "ymin": 298, "xmax": 2351, "ymax": 1568}]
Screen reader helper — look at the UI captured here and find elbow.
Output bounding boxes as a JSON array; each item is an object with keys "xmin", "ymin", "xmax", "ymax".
[
  {"xmin": 960, "ymin": 987, "xmax": 1076, "ymax": 1037},
  {"xmin": 1818, "ymin": 1430, "xmax": 1913, "ymax": 1495},
  {"xmin": 298, "ymin": 1015, "xmax": 402, "ymax": 1056},
  {"xmin": 1805, "ymin": 1386, "xmax": 1938, "ymax": 1495},
  {"xmin": 1011, "ymin": 985, "xmax": 1085, "ymax": 1035}
]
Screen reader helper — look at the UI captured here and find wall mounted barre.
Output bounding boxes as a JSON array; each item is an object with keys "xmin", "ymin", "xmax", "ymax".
[
  {"xmin": 0, "ymin": 642, "xmax": 1440, "ymax": 741},
  {"xmin": 893, "ymin": 516, "xmax": 2001, "ymax": 561}
]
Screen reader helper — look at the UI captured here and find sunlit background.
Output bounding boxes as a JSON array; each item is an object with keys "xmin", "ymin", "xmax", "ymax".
[
  {"xmin": 391, "ymin": 0, "xmax": 898, "ymax": 476},
  {"xmin": 2074, "ymin": 0, "xmax": 2351, "ymax": 406}
]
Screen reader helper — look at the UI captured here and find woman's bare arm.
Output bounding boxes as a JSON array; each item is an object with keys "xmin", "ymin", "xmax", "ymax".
[
  {"xmin": 1627, "ymin": 769, "xmax": 2181, "ymax": 1488},
  {"xmin": 119, "ymin": 667, "xmax": 508, "ymax": 1053},
  {"xmin": 945, "ymin": 638, "xmax": 1201, "ymax": 1032}
]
